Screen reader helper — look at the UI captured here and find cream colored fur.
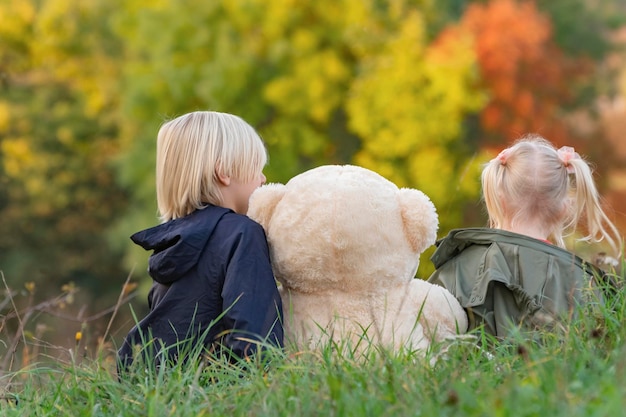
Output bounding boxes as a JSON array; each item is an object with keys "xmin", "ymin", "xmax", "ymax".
[{"xmin": 248, "ymin": 165, "xmax": 467, "ymax": 353}]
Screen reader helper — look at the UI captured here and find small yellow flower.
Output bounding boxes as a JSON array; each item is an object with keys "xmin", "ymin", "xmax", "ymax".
[
  {"xmin": 75, "ymin": 331, "xmax": 82, "ymax": 344},
  {"xmin": 24, "ymin": 282, "xmax": 35, "ymax": 294}
]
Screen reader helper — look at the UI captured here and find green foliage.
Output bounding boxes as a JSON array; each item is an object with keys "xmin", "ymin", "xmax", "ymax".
[
  {"xmin": 535, "ymin": 0, "xmax": 624, "ymax": 109},
  {"xmin": 346, "ymin": 13, "xmax": 486, "ymax": 232},
  {"xmin": 110, "ymin": 0, "xmax": 488, "ymax": 266},
  {"xmin": 537, "ymin": 0, "xmax": 618, "ymax": 60},
  {"xmin": 0, "ymin": 0, "xmax": 624, "ymax": 324},
  {"xmin": 0, "ymin": 0, "xmax": 127, "ymax": 297}
]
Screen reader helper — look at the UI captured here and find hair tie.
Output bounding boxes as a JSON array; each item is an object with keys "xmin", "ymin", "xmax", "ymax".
[
  {"xmin": 494, "ymin": 149, "xmax": 510, "ymax": 166},
  {"xmin": 557, "ymin": 146, "xmax": 580, "ymax": 174}
]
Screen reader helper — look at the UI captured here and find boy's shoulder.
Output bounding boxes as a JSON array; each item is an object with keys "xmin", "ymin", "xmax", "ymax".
[{"xmin": 212, "ymin": 207, "xmax": 266, "ymax": 236}]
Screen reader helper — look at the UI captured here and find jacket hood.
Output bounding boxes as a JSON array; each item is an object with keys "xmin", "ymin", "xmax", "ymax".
[{"xmin": 131, "ymin": 206, "xmax": 231, "ymax": 284}]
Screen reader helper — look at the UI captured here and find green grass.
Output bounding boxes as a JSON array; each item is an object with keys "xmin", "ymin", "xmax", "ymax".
[{"xmin": 2, "ymin": 276, "xmax": 626, "ymax": 417}]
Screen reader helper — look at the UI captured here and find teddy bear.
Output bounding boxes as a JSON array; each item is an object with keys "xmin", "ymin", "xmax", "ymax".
[{"xmin": 247, "ymin": 165, "xmax": 467, "ymax": 353}]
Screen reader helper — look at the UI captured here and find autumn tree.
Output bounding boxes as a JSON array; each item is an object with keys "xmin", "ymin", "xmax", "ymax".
[
  {"xmin": 111, "ymin": 0, "xmax": 489, "ymax": 275},
  {"xmin": 0, "ymin": 0, "xmax": 128, "ymax": 304},
  {"xmin": 443, "ymin": 0, "xmax": 622, "ymax": 157},
  {"xmin": 445, "ymin": 0, "xmax": 577, "ymax": 147},
  {"xmin": 346, "ymin": 8, "xmax": 487, "ymax": 216},
  {"xmin": 3, "ymin": 0, "xmax": 621, "ymax": 296}
]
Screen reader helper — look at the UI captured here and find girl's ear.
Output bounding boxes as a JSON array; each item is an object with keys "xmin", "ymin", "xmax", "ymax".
[
  {"xmin": 247, "ymin": 183, "xmax": 287, "ymax": 230},
  {"xmin": 397, "ymin": 188, "xmax": 439, "ymax": 254}
]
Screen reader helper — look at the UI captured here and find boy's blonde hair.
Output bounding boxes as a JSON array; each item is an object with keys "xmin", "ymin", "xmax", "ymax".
[
  {"xmin": 156, "ymin": 111, "xmax": 267, "ymax": 222},
  {"xmin": 482, "ymin": 134, "xmax": 621, "ymax": 253}
]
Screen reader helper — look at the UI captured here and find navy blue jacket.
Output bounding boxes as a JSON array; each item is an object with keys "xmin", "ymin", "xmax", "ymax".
[{"xmin": 118, "ymin": 205, "xmax": 283, "ymax": 369}]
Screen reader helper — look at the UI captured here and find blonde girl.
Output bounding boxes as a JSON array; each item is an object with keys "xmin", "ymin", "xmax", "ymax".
[
  {"xmin": 482, "ymin": 134, "xmax": 620, "ymax": 253},
  {"xmin": 429, "ymin": 134, "xmax": 622, "ymax": 337}
]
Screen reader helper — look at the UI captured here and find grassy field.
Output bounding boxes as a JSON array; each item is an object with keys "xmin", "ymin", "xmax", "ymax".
[{"xmin": 1, "ymin": 274, "xmax": 625, "ymax": 417}]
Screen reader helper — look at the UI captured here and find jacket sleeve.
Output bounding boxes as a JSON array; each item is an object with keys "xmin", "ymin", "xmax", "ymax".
[{"xmin": 219, "ymin": 220, "xmax": 284, "ymax": 359}]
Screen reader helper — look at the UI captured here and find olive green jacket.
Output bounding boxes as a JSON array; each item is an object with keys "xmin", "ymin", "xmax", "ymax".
[{"xmin": 427, "ymin": 228, "xmax": 603, "ymax": 337}]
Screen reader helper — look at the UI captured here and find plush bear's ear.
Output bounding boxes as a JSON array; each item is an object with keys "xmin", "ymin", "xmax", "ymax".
[
  {"xmin": 247, "ymin": 183, "xmax": 287, "ymax": 230},
  {"xmin": 397, "ymin": 188, "xmax": 439, "ymax": 254}
]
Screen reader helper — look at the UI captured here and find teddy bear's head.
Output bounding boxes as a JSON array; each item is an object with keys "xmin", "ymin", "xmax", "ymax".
[{"xmin": 248, "ymin": 165, "xmax": 438, "ymax": 293}]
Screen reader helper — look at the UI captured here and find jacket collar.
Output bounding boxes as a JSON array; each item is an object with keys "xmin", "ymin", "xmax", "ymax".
[{"xmin": 430, "ymin": 227, "xmax": 584, "ymax": 269}]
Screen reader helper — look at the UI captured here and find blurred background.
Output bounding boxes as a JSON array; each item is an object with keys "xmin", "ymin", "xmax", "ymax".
[{"xmin": 1, "ymin": 0, "xmax": 625, "ymax": 365}]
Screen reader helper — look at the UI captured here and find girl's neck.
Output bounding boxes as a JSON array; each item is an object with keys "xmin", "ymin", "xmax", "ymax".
[{"xmin": 500, "ymin": 222, "xmax": 550, "ymax": 242}]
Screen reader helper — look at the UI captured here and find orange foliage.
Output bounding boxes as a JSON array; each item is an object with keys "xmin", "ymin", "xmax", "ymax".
[{"xmin": 459, "ymin": 0, "xmax": 591, "ymax": 146}]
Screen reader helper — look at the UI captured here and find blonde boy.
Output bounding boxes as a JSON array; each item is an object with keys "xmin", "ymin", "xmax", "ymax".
[{"xmin": 118, "ymin": 111, "xmax": 283, "ymax": 370}]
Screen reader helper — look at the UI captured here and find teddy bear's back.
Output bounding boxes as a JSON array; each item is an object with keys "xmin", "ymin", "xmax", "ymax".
[
  {"xmin": 280, "ymin": 278, "xmax": 467, "ymax": 352},
  {"xmin": 248, "ymin": 164, "xmax": 465, "ymax": 355},
  {"xmin": 266, "ymin": 165, "xmax": 428, "ymax": 293}
]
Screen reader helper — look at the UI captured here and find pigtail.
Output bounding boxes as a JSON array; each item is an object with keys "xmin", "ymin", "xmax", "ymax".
[
  {"xmin": 481, "ymin": 159, "xmax": 507, "ymax": 229},
  {"xmin": 568, "ymin": 157, "xmax": 622, "ymax": 256}
]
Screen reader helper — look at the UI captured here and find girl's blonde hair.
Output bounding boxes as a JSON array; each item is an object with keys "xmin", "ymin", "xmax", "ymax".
[
  {"xmin": 156, "ymin": 111, "xmax": 267, "ymax": 222},
  {"xmin": 481, "ymin": 134, "xmax": 621, "ymax": 253}
]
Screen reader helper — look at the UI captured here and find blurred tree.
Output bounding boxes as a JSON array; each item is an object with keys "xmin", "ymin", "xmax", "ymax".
[
  {"xmin": 345, "ymin": 8, "xmax": 487, "ymax": 228},
  {"xmin": 109, "ymin": 0, "xmax": 279, "ymax": 274},
  {"xmin": 537, "ymin": 0, "xmax": 618, "ymax": 61},
  {"xmin": 447, "ymin": 0, "xmax": 624, "ymax": 163},
  {"xmin": 3, "ymin": 0, "xmax": 622, "ymax": 296},
  {"xmin": 0, "ymin": 0, "xmax": 128, "ymax": 305},
  {"xmin": 111, "ymin": 0, "xmax": 488, "ymax": 273},
  {"xmin": 537, "ymin": 0, "xmax": 626, "ymax": 174},
  {"xmin": 452, "ymin": 0, "xmax": 581, "ymax": 146}
]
